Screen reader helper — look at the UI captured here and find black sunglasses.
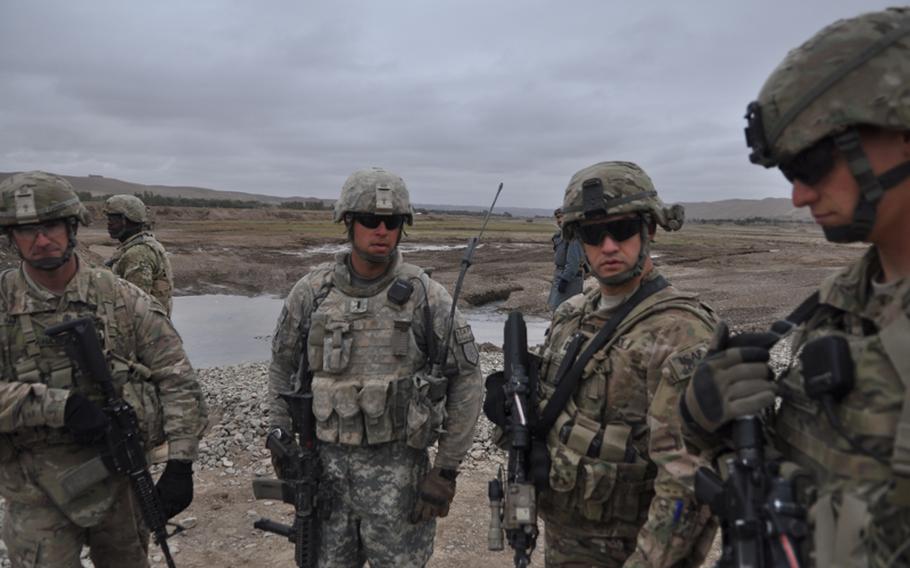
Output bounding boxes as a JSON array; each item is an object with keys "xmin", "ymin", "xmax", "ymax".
[
  {"xmin": 354, "ymin": 214, "xmax": 406, "ymax": 230},
  {"xmin": 577, "ymin": 218, "xmax": 642, "ymax": 246},
  {"xmin": 779, "ymin": 137, "xmax": 837, "ymax": 185}
]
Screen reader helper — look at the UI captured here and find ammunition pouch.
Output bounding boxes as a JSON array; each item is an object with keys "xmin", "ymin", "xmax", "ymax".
[
  {"xmin": 311, "ymin": 372, "xmax": 447, "ymax": 449},
  {"xmin": 545, "ymin": 421, "xmax": 655, "ymax": 524},
  {"xmin": 10, "ymin": 447, "xmax": 117, "ymax": 528},
  {"xmin": 405, "ymin": 371, "xmax": 448, "ymax": 450}
]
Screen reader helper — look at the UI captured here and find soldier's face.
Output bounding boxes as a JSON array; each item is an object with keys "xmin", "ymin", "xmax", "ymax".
[
  {"xmin": 11, "ymin": 220, "xmax": 69, "ymax": 262},
  {"xmin": 579, "ymin": 214, "xmax": 643, "ymax": 280},
  {"xmin": 791, "ymin": 128, "xmax": 910, "ymax": 242},
  {"xmin": 351, "ymin": 215, "xmax": 402, "ymax": 258},
  {"xmin": 107, "ymin": 214, "xmax": 126, "ymax": 239}
]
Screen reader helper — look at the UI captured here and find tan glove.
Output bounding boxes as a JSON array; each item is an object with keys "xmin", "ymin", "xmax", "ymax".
[{"xmin": 410, "ymin": 467, "xmax": 457, "ymax": 523}]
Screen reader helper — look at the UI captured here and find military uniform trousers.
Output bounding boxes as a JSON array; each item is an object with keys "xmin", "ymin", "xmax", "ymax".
[
  {"xmin": 317, "ymin": 441, "xmax": 435, "ymax": 568},
  {"xmin": 2, "ymin": 477, "xmax": 150, "ymax": 568}
]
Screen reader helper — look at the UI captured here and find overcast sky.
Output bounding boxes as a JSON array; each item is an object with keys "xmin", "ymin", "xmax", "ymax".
[{"xmin": 0, "ymin": 1, "xmax": 896, "ymax": 208}]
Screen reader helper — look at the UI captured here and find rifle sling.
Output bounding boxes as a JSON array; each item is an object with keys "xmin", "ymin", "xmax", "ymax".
[{"xmin": 534, "ymin": 275, "xmax": 669, "ymax": 438}]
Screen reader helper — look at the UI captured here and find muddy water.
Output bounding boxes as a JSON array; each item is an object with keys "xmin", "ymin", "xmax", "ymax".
[{"xmin": 172, "ymin": 295, "xmax": 549, "ymax": 368}]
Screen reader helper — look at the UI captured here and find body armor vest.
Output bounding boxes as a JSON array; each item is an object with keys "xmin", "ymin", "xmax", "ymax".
[
  {"xmin": 307, "ymin": 261, "xmax": 441, "ymax": 448},
  {"xmin": 538, "ymin": 284, "xmax": 715, "ymax": 536},
  {"xmin": 0, "ymin": 265, "xmax": 165, "ymax": 526}
]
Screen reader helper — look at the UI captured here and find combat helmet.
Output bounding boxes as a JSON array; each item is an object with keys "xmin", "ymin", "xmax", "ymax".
[
  {"xmin": 561, "ymin": 161, "xmax": 684, "ymax": 286},
  {"xmin": 0, "ymin": 171, "xmax": 89, "ymax": 270},
  {"xmin": 0, "ymin": 171, "xmax": 90, "ymax": 228},
  {"xmin": 333, "ymin": 167, "xmax": 415, "ymax": 225},
  {"xmin": 744, "ymin": 7, "xmax": 910, "ymax": 242},
  {"xmin": 103, "ymin": 194, "xmax": 150, "ymax": 224}
]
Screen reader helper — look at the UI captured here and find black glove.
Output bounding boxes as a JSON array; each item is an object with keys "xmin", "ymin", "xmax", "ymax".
[
  {"xmin": 556, "ymin": 278, "xmax": 568, "ymax": 293},
  {"xmin": 410, "ymin": 467, "xmax": 457, "ymax": 523},
  {"xmin": 681, "ymin": 322, "xmax": 779, "ymax": 434},
  {"xmin": 64, "ymin": 392, "xmax": 110, "ymax": 445},
  {"xmin": 156, "ymin": 459, "xmax": 194, "ymax": 520}
]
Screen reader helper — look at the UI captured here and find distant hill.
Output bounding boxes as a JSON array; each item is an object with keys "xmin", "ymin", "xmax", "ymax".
[
  {"xmin": 682, "ymin": 198, "xmax": 811, "ymax": 222},
  {"xmin": 0, "ymin": 172, "xmax": 808, "ymax": 220}
]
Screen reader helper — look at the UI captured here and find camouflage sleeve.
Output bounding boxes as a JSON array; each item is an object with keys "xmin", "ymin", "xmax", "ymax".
[
  {"xmin": 130, "ymin": 288, "xmax": 208, "ymax": 461},
  {"xmin": 0, "ymin": 382, "xmax": 69, "ymax": 432},
  {"xmin": 267, "ymin": 277, "xmax": 314, "ymax": 434},
  {"xmin": 624, "ymin": 309, "xmax": 718, "ymax": 568},
  {"xmin": 417, "ymin": 278, "xmax": 482, "ymax": 470},
  {"xmin": 118, "ymin": 245, "xmax": 158, "ymax": 297}
]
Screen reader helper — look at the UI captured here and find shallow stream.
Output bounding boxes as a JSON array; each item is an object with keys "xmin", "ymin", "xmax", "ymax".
[{"xmin": 172, "ymin": 295, "xmax": 549, "ymax": 368}]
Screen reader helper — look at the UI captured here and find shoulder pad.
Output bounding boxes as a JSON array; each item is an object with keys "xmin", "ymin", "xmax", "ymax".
[{"xmin": 395, "ymin": 262, "xmax": 425, "ymax": 280}]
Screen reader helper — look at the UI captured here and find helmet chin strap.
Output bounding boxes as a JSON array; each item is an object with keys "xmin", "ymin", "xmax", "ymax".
[
  {"xmin": 22, "ymin": 221, "xmax": 78, "ymax": 271},
  {"xmin": 587, "ymin": 222, "xmax": 650, "ymax": 287},
  {"xmin": 824, "ymin": 129, "xmax": 910, "ymax": 243}
]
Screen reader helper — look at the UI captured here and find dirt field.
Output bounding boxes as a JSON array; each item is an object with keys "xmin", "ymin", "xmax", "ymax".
[{"xmin": 6, "ymin": 206, "xmax": 865, "ymax": 567}]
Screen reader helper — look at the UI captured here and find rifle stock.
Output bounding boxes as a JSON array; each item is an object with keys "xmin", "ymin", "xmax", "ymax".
[{"xmin": 45, "ymin": 317, "xmax": 177, "ymax": 568}]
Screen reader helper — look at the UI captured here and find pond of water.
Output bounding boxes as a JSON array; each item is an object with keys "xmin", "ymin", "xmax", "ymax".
[{"xmin": 172, "ymin": 295, "xmax": 549, "ymax": 368}]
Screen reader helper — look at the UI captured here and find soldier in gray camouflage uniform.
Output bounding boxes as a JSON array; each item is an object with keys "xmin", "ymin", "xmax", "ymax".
[
  {"xmin": 681, "ymin": 8, "xmax": 910, "ymax": 567},
  {"xmin": 537, "ymin": 161, "xmax": 717, "ymax": 567},
  {"xmin": 268, "ymin": 167, "xmax": 482, "ymax": 567},
  {"xmin": 103, "ymin": 194, "xmax": 175, "ymax": 316},
  {"xmin": 0, "ymin": 172, "xmax": 207, "ymax": 567}
]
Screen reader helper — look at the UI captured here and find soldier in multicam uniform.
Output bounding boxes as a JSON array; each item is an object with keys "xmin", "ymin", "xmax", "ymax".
[
  {"xmin": 680, "ymin": 8, "xmax": 910, "ymax": 567},
  {"xmin": 268, "ymin": 167, "xmax": 482, "ymax": 567},
  {"xmin": 103, "ymin": 194, "xmax": 175, "ymax": 316},
  {"xmin": 0, "ymin": 172, "xmax": 207, "ymax": 567},
  {"xmin": 536, "ymin": 161, "xmax": 717, "ymax": 567}
]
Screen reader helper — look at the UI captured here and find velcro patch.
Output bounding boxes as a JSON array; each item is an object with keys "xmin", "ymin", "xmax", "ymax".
[
  {"xmin": 454, "ymin": 325, "xmax": 474, "ymax": 345},
  {"xmin": 667, "ymin": 344, "xmax": 708, "ymax": 384}
]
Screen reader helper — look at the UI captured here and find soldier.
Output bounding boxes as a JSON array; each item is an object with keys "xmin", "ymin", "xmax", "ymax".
[
  {"xmin": 103, "ymin": 194, "xmax": 174, "ymax": 316},
  {"xmin": 547, "ymin": 207, "xmax": 585, "ymax": 311},
  {"xmin": 0, "ymin": 172, "xmax": 207, "ymax": 567},
  {"xmin": 680, "ymin": 8, "xmax": 910, "ymax": 567},
  {"xmin": 268, "ymin": 167, "xmax": 482, "ymax": 567},
  {"xmin": 536, "ymin": 161, "xmax": 717, "ymax": 567}
]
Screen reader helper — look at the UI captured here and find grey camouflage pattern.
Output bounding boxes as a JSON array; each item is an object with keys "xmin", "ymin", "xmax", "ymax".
[
  {"xmin": 332, "ymin": 167, "xmax": 415, "ymax": 223},
  {"xmin": 317, "ymin": 442, "xmax": 434, "ymax": 568}
]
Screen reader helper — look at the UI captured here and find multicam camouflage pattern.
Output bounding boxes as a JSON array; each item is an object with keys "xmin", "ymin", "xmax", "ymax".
[
  {"xmin": 332, "ymin": 167, "xmax": 415, "ymax": 224},
  {"xmin": 0, "ymin": 256, "xmax": 206, "ymax": 560},
  {"xmin": 269, "ymin": 250, "xmax": 481, "ymax": 565},
  {"xmin": 537, "ymin": 270, "xmax": 717, "ymax": 567},
  {"xmin": 0, "ymin": 171, "xmax": 91, "ymax": 227},
  {"xmin": 559, "ymin": 161, "xmax": 684, "ymax": 239},
  {"xmin": 764, "ymin": 248, "xmax": 910, "ymax": 567},
  {"xmin": 750, "ymin": 7, "xmax": 910, "ymax": 166},
  {"xmin": 108, "ymin": 231, "xmax": 175, "ymax": 316},
  {"xmin": 103, "ymin": 194, "xmax": 150, "ymax": 224},
  {"xmin": 2, "ymin": 477, "xmax": 150, "ymax": 567},
  {"xmin": 317, "ymin": 441, "xmax": 435, "ymax": 567}
]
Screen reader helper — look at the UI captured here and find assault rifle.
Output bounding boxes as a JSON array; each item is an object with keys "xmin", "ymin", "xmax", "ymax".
[
  {"xmin": 695, "ymin": 417, "xmax": 809, "ymax": 568},
  {"xmin": 252, "ymin": 339, "xmax": 319, "ymax": 568},
  {"xmin": 487, "ymin": 312, "xmax": 539, "ymax": 568},
  {"xmin": 45, "ymin": 318, "xmax": 177, "ymax": 568}
]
